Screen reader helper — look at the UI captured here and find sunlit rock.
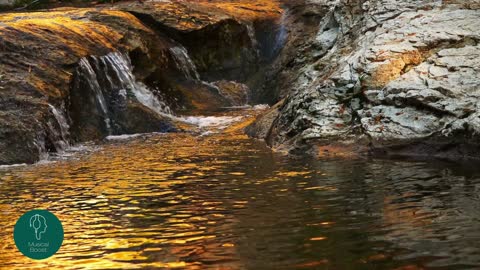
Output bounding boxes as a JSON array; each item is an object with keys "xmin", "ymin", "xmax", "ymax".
[
  {"xmin": 0, "ymin": 1, "xmax": 284, "ymax": 165},
  {"xmin": 250, "ymin": 0, "xmax": 480, "ymax": 159}
]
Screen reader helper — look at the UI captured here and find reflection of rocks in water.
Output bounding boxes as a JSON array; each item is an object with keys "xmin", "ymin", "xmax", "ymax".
[{"xmin": 1, "ymin": 112, "xmax": 480, "ymax": 268}]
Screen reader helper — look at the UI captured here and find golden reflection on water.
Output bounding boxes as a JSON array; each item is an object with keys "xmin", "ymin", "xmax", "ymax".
[
  {"xmin": 1, "ymin": 109, "xmax": 480, "ymax": 269},
  {"xmin": 0, "ymin": 109, "xmax": 300, "ymax": 269}
]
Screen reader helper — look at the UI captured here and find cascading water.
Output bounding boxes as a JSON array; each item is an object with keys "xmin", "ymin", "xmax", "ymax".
[
  {"xmin": 273, "ymin": 9, "xmax": 289, "ymax": 56},
  {"xmin": 77, "ymin": 57, "xmax": 113, "ymax": 134},
  {"xmin": 169, "ymin": 46, "xmax": 200, "ymax": 81},
  {"xmin": 68, "ymin": 50, "xmax": 180, "ymax": 143},
  {"xmin": 100, "ymin": 52, "xmax": 174, "ymax": 116},
  {"xmin": 246, "ymin": 24, "xmax": 260, "ymax": 58},
  {"xmin": 48, "ymin": 104, "xmax": 70, "ymax": 151},
  {"xmin": 73, "ymin": 49, "xmax": 247, "ymax": 136}
]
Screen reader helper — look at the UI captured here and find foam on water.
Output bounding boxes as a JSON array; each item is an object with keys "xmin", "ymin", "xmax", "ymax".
[
  {"xmin": 106, "ymin": 132, "xmax": 165, "ymax": 141},
  {"xmin": 0, "ymin": 163, "xmax": 28, "ymax": 170},
  {"xmin": 180, "ymin": 116, "xmax": 243, "ymax": 129}
]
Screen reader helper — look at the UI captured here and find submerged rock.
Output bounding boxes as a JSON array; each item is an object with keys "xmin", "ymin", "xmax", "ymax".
[{"xmin": 250, "ymin": 0, "xmax": 480, "ymax": 160}]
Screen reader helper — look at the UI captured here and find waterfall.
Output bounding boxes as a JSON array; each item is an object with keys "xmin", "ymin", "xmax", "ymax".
[
  {"xmin": 48, "ymin": 104, "xmax": 70, "ymax": 151},
  {"xmin": 273, "ymin": 9, "xmax": 289, "ymax": 55},
  {"xmin": 101, "ymin": 52, "xmax": 174, "ymax": 116},
  {"xmin": 33, "ymin": 136, "xmax": 49, "ymax": 161},
  {"xmin": 169, "ymin": 46, "xmax": 200, "ymax": 81},
  {"xmin": 246, "ymin": 24, "xmax": 260, "ymax": 58},
  {"xmin": 74, "ymin": 51, "xmax": 173, "ymax": 132},
  {"xmin": 77, "ymin": 57, "xmax": 113, "ymax": 134}
]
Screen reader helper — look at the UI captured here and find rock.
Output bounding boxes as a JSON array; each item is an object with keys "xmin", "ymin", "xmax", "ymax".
[
  {"xmin": 0, "ymin": 0, "xmax": 13, "ymax": 9},
  {"xmin": 245, "ymin": 100, "xmax": 283, "ymax": 141},
  {"xmin": 250, "ymin": 0, "xmax": 328, "ymax": 104},
  {"xmin": 0, "ymin": 100, "xmax": 47, "ymax": 165},
  {"xmin": 121, "ymin": 0, "xmax": 282, "ymax": 83},
  {"xmin": 167, "ymin": 80, "xmax": 232, "ymax": 113},
  {"xmin": 0, "ymin": 1, "xmax": 283, "ymax": 165},
  {"xmin": 0, "ymin": 9, "xmax": 158, "ymax": 164},
  {"xmin": 118, "ymin": 102, "xmax": 176, "ymax": 135},
  {"xmin": 251, "ymin": 0, "xmax": 480, "ymax": 160},
  {"xmin": 212, "ymin": 80, "xmax": 249, "ymax": 106},
  {"xmin": 119, "ymin": 0, "xmax": 284, "ymax": 111}
]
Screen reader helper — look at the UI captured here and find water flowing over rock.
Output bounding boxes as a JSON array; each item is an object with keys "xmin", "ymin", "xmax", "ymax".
[
  {"xmin": 0, "ymin": 1, "xmax": 281, "ymax": 165},
  {"xmin": 271, "ymin": 8, "xmax": 289, "ymax": 58},
  {"xmin": 70, "ymin": 52, "xmax": 176, "ymax": 142},
  {"xmin": 74, "ymin": 57, "xmax": 113, "ymax": 136},
  {"xmin": 103, "ymin": 52, "xmax": 174, "ymax": 116},
  {"xmin": 168, "ymin": 46, "xmax": 200, "ymax": 81},
  {"xmin": 249, "ymin": 0, "xmax": 480, "ymax": 160},
  {"xmin": 0, "ymin": 8, "xmax": 169, "ymax": 164},
  {"xmin": 48, "ymin": 104, "xmax": 71, "ymax": 152}
]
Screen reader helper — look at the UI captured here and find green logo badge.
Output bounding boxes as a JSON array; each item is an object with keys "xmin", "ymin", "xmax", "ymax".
[{"xmin": 13, "ymin": 210, "xmax": 64, "ymax": 260}]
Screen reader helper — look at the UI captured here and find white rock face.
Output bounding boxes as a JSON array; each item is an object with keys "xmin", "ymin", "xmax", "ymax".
[{"xmin": 262, "ymin": 0, "xmax": 480, "ymax": 159}]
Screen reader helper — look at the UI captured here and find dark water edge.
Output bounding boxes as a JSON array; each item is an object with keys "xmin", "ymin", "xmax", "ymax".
[{"xmin": 0, "ymin": 127, "xmax": 479, "ymax": 269}]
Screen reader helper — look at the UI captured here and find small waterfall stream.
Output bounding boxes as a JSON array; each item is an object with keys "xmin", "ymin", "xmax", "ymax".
[
  {"xmin": 73, "ymin": 51, "xmax": 174, "ymax": 137},
  {"xmin": 246, "ymin": 24, "xmax": 260, "ymax": 58},
  {"xmin": 273, "ymin": 9, "xmax": 289, "ymax": 56},
  {"xmin": 101, "ymin": 52, "xmax": 174, "ymax": 116},
  {"xmin": 48, "ymin": 104, "xmax": 70, "ymax": 151},
  {"xmin": 169, "ymin": 46, "xmax": 200, "ymax": 81},
  {"xmin": 77, "ymin": 57, "xmax": 113, "ymax": 134},
  {"xmin": 71, "ymin": 49, "xmax": 250, "ymax": 141}
]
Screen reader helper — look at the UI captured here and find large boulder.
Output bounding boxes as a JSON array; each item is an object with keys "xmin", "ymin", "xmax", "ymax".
[
  {"xmin": 0, "ymin": 8, "xmax": 181, "ymax": 164},
  {"xmin": 120, "ymin": 0, "xmax": 282, "ymax": 98},
  {"xmin": 0, "ymin": 1, "xmax": 285, "ymax": 165},
  {"xmin": 250, "ymin": 0, "xmax": 480, "ymax": 160}
]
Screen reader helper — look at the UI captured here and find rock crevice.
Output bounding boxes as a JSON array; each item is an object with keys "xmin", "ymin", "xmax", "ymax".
[
  {"xmin": 0, "ymin": 1, "xmax": 283, "ymax": 165},
  {"xmin": 249, "ymin": 0, "xmax": 480, "ymax": 160}
]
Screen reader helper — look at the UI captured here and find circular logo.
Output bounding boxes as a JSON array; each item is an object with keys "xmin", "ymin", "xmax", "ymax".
[{"xmin": 13, "ymin": 210, "xmax": 64, "ymax": 260}]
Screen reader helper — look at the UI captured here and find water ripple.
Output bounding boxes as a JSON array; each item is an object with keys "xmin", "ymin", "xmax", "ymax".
[{"xmin": 1, "ymin": 112, "xmax": 480, "ymax": 269}]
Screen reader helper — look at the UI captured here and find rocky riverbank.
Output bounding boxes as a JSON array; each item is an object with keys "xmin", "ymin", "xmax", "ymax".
[
  {"xmin": 249, "ymin": 0, "xmax": 480, "ymax": 160},
  {"xmin": 0, "ymin": 0, "xmax": 283, "ymax": 165},
  {"xmin": 2, "ymin": 0, "xmax": 480, "ymax": 165}
]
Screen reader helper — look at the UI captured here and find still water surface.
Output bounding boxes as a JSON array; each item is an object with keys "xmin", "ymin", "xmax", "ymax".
[{"xmin": 0, "ymin": 110, "xmax": 480, "ymax": 269}]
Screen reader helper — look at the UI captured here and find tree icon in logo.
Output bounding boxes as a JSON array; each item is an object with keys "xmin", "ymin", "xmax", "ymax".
[{"xmin": 29, "ymin": 214, "xmax": 47, "ymax": 240}]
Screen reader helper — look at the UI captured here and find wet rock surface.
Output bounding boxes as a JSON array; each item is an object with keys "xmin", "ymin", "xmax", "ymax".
[
  {"xmin": 251, "ymin": 0, "xmax": 480, "ymax": 160},
  {"xmin": 0, "ymin": 1, "xmax": 282, "ymax": 165},
  {"xmin": 251, "ymin": 0, "xmax": 328, "ymax": 104},
  {"xmin": 121, "ymin": 0, "xmax": 282, "ymax": 94},
  {"xmin": 0, "ymin": 9, "xmax": 157, "ymax": 164}
]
